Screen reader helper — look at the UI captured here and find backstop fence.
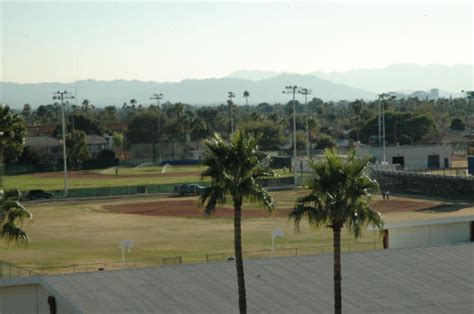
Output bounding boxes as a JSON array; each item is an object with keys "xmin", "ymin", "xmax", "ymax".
[{"xmin": 369, "ymin": 165, "xmax": 474, "ymax": 201}]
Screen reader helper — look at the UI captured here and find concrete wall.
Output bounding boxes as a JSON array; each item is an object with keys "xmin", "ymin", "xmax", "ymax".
[
  {"xmin": 389, "ymin": 222, "xmax": 471, "ymax": 249},
  {"xmin": 0, "ymin": 284, "xmax": 74, "ymax": 314},
  {"xmin": 357, "ymin": 145, "xmax": 451, "ymax": 169}
]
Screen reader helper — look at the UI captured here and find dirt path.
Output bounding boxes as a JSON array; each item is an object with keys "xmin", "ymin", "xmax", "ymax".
[{"xmin": 104, "ymin": 198, "xmax": 441, "ymax": 218}]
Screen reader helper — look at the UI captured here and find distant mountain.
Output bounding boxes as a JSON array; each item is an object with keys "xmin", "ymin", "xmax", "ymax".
[
  {"xmin": 0, "ymin": 74, "xmax": 375, "ymax": 108},
  {"xmin": 312, "ymin": 64, "xmax": 473, "ymax": 94},
  {"xmin": 226, "ymin": 70, "xmax": 280, "ymax": 81}
]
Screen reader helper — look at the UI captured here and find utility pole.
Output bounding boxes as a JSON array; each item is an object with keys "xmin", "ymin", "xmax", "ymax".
[
  {"xmin": 228, "ymin": 91, "xmax": 235, "ymax": 135},
  {"xmin": 283, "ymin": 85, "xmax": 298, "ymax": 185},
  {"xmin": 299, "ymin": 87, "xmax": 312, "ymax": 158},
  {"xmin": 150, "ymin": 93, "xmax": 163, "ymax": 163},
  {"xmin": 53, "ymin": 90, "xmax": 74, "ymax": 197}
]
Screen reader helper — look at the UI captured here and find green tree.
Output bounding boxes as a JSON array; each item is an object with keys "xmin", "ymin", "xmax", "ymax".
[
  {"xmin": 98, "ymin": 106, "xmax": 119, "ymax": 124},
  {"xmin": 0, "ymin": 105, "xmax": 27, "ymax": 186},
  {"xmin": 21, "ymin": 104, "xmax": 32, "ymax": 124},
  {"xmin": 66, "ymin": 130, "xmax": 90, "ymax": 169},
  {"xmin": 81, "ymin": 99, "xmax": 95, "ymax": 113},
  {"xmin": 243, "ymin": 90, "xmax": 250, "ymax": 106},
  {"xmin": 127, "ymin": 112, "xmax": 159, "ymax": 144},
  {"xmin": 0, "ymin": 188, "xmax": 32, "ymax": 243},
  {"xmin": 315, "ymin": 134, "xmax": 336, "ymax": 149},
  {"xmin": 290, "ymin": 150, "xmax": 383, "ymax": 314},
  {"xmin": 199, "ymin": 131, "xmax": 275, "ymax": 314},
  {"xmin": 239, "ymin": 120, "xmax": 285, "ymax": 151},
  {"xmin": 450, "ymin": 118, "xmax": 465, "ymax": 131}
]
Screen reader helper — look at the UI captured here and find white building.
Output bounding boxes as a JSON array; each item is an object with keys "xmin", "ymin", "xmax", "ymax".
[
  {"xmin": 356, "ymin": 144, "xmax": 452, "ymax": 169},
  {"xmin": 380, "ymin": 216, "xmax": 474, "ymax": 249}
]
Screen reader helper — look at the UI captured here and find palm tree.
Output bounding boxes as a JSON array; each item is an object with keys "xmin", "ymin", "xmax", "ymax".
[
  {"xmin": 199, "ymin": 131, "xmax": 275, "ymax": 314},
  {"xmin": 243, "ymin": 91, "xmax": 250, "ymax": 106},
  {"xmin": 0, "ymin": 188, "xmax": 32, "ymax": 243},
  {"xmin": 0, "ymin": 105, "xmax": 27, "ymax": 187},
  {"xmin": 289, "ymin": 150, "xmax": 383, "ymax": 314}
]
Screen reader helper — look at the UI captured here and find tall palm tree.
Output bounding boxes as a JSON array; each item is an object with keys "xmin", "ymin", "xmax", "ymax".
[
  {"xmin": 0, "ymin": 188, "xmax": 32, "ymax": 243},
  {"xmin": 199, "ymin": 131, "xmax": 275, "ymax": 314},
  {"xmin": 243, "ymin": 91, "xmax": 250, "ymax": 106},
  {"xmin": 290, "ymin": 150, "xmax": 383, "ymax": 314}
]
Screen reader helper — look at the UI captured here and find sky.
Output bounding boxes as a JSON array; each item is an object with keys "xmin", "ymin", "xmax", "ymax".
[{"xmin": 1, "ymin": 0, "xmax": 472, "ymax": 83}]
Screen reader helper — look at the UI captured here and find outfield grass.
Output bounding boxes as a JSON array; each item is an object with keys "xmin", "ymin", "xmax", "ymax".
[
  {"xmin": 3, "ymin": 190, "xmax": 472, "ymax": 273},
  {"xmin": 3, "ymin": 165, "xmax": 292, "ymax": 191},
  {"xmin": 0, "ymin": 190, "xmax": 383, "ymax": 271}
]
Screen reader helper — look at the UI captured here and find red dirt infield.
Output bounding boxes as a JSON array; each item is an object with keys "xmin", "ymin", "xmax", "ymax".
[{"xmin": 104, "ymin": 198, "xmax": 440, "ymax": 218}]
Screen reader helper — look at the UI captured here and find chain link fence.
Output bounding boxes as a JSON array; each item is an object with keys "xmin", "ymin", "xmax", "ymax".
[
  {"xmin": 369, "ymin": 165, "xmax": 474, "ymax": 200},
  {"xmin": 10, "ymin": 241, "xmax": 381, "ymax": 277}
]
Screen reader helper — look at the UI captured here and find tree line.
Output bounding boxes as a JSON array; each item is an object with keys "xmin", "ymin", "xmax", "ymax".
[{"xmin": 5, "ymin": 95, "xmax": 473, "ymax": 166}]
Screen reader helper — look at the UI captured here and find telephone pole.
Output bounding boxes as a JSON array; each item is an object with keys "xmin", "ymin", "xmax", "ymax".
[
  {"xmin": 228, "ymin": 91, "xmax": 235, "ymax": 135},
  {"xmin": 150, "ymin": 93, "xmax": 163, "ymax": 163},
  {"xmin": 53, "ymin": 90, "xmax": 74, "ymax": 197},
  {"xmin": 299, "ymin": 88, "xmax": 312, "ymax": 158},
  {"xmin": 283, "ymin": 85, "xmax": 298, "ymax": 185}
]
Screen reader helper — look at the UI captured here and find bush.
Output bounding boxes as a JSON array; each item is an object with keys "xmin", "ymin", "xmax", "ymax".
[{"xmin": 97, "ymin": 149, "xmax": 116, "ymax": 160}]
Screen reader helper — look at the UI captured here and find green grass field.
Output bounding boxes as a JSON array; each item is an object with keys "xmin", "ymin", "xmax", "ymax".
[
  {"xmin": 0, "ymin": 190, "xmax": 383, "ymax": 273},
  {"xmin": 3, "ymin": 165, "xmax": 292, "ymax": 191}
]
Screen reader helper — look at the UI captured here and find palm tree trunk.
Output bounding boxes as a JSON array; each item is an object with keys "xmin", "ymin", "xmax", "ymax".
[
  {"xmin": 233, "ymin": 197, "xmax": 247, "ymax": 314},
  {"xmin": 333, "ymin": 225, "xmax": 342, "ymax": 314}
]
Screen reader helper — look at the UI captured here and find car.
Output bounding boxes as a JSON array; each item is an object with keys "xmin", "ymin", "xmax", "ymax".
[
  {"xmin": 26, "ymin": 189, "xmax": 54, "ymax": 200},
  {"xmin": 174, "ymin": 184, "xmax": 206, "ymax": 196}
]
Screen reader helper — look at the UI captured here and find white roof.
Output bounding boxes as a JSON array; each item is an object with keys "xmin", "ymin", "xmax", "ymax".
[{"xmin": 382, "ymin": 215, "xmax": 474, "ymax": 229}]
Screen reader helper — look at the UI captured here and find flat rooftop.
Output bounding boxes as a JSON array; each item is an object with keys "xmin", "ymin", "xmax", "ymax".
[{"xmin": 2, "ymin": 243, "xmax": 473, "ymax": 313}]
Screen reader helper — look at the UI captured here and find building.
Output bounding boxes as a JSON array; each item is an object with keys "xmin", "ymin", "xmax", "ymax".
[
  {"xmin": 85, "ymin": 135, "xmax": 110, "ymax": 158},
  {"xmin": 25, "ymin": 136, "xmax": 62, "ymax": 165},
  {"xmin": 356, "ymin": 144, "xmax": 452, "ymax": 169},
  {"xmin": 380, "ymin": 216, "xmax": 474, "ymax": 249},
  {"xmin": 0, "ymin": 244, "xmax": 472, "ymax": 313}
]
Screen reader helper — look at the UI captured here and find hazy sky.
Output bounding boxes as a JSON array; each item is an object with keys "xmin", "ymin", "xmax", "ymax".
[{"xmin": 1, "ymin": 0, "xmax": 472, "ymax": 83}]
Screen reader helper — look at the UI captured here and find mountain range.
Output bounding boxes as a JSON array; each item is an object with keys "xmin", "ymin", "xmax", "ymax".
[
  {"xmin": 0, "ymin": 74, "xmax": 374, "ymax": 109},
  {"xmin": 1, "ymin": 64, "xmax": 471, "ymax": 108}
]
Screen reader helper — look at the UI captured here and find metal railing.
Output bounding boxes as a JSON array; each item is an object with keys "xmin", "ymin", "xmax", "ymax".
[
  {"xmin": 13, "ymin": 241, "xmax": 381, "ymax": 276},
  {"xmin": 0, "ymin": 260, "xmax": 39, "ymax": 279}
]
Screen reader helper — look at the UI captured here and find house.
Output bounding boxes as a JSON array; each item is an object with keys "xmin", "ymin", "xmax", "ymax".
[
  {"xmin": 85, "ymin": 135, "xmax": 110, "ymax": 157},
  {"xmin": 356, "ymin": 144, "xmax": 452, "ymax": 169},
  {"xmin": 25, "ymin": 136, "xmax": 62, "ymax": 165},
  {"xmin": 0, "ymin": 244, "xmax": 472, "ymax": 313}
]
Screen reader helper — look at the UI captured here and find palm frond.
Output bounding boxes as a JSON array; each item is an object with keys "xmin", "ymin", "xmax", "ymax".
[{"xmin": 1, "ymin": 222, "xmax": 29, "ymax": 244}]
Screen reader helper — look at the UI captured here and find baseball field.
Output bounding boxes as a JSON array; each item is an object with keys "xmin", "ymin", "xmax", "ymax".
[{"xmin": 2, "ymin": 186, "xmax": 472, "ymax": 274}]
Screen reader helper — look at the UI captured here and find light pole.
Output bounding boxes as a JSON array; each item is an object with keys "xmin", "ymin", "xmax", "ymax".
[
  {"xmin": 228, "ymin": 91, "xmax": 235, "ymax": 135},
  {"xmin": 53, "ymin": 90, "xmax": 74, "ymax": 197},
  {"xmin": 378, "ymin": 93, "xmax": 396, "ymax": 165},
  {"xmin": 150, "ymin": 93, "xmax": 163, "ymax": 163},
  {"xmin": 283, "ymin": 85, "xmax": 298, "ymax": 185},
  {"xmin": 299, "ymin": 88, "xmax": 312, "ymax": 158}
]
